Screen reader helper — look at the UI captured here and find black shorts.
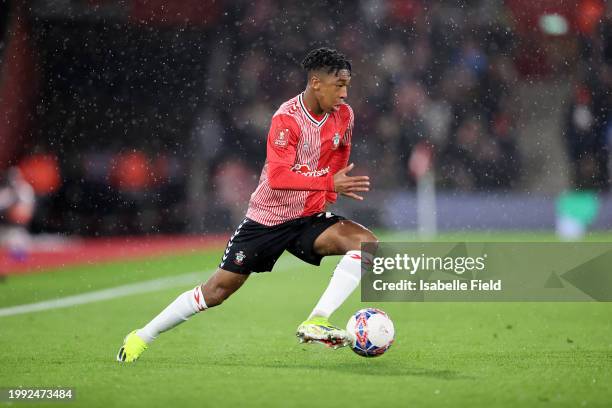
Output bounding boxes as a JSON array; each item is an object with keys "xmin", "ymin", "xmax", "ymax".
[{"xmin": 219, "ymin": 212, "xmax": 346, "ymax": 274}]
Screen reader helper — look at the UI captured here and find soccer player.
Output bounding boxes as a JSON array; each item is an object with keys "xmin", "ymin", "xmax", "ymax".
[{"xmin": 117, "ymin": 47, "xmax": 376, "ymax": 362}]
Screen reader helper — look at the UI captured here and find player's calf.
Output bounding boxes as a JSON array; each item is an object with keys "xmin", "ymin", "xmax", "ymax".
[
  {"xmin": 116, "ymin": 269, "xmax": 248, "ymax": 362},
  {"xmin": 200, "ymin": 269, "xmax": 249, "ymax": 307}
]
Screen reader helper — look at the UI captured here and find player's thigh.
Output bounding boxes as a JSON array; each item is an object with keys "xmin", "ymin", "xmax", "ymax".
[
  {"xmin": 313, "ymin": 219, "xmax": 377, "ymax": 256},
  {"xmin": 201, "ymin": 268, "xmax": 249, "ymax": 307}
]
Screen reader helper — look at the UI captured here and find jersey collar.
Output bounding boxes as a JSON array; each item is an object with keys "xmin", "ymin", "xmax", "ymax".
[{"xmin": 299, "ymin": 93, "xmax": 329, "ymax": 127}]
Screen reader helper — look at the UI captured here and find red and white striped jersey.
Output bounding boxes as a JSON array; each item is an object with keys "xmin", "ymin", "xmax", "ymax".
[{"xmin": 246, "ymin": 93, "xmax": 354, "ymax": 226}]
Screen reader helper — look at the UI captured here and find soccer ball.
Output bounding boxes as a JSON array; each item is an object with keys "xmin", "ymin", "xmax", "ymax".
[{"xmin": 346, "ymin": 308, "xmax": 395, "ymax": 357}]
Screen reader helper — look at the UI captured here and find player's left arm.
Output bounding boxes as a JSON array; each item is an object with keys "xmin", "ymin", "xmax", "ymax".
[{"xmin": 326, "ymin": 105, "xmax": 354, "ymax": 204}]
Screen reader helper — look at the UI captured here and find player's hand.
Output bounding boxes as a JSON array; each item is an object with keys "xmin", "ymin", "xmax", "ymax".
[{"xmin": 333, "ymin": 163, "xmax": 370, "ymax": 201}]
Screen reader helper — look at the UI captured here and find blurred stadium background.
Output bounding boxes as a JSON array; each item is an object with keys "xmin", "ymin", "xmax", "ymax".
[
  {"xmin": 1, "ymin": 0, "xmax": 611, "ymax": 248},
  {"xmin": 2, "ymin": 3, "xmax": 612, "ymax": 407}
]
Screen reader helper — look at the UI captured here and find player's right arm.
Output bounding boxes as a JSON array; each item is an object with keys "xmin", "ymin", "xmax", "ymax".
[
  {"xmin": 266, "ymin": 114, "xmax": 334, "ymax": 191},
  {"xmin": 266, "ymin": 114, "xmax": 369, "ymax": 196}
]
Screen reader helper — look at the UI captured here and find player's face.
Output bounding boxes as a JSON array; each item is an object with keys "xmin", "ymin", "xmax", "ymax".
[{"xmin": 314, "ymin": 69, "xmax": 351, "ymax": 113}]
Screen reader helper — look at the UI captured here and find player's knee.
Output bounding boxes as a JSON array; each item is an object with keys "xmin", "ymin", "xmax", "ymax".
[
  {"xmin": 344, "ymin": 230, "xmax": 378, "ymax": 253},
  {"xmin": 365, "ymin": 230, "xmax": 378, "ymax": 244}
]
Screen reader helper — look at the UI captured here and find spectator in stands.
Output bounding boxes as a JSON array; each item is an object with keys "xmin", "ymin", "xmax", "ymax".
[{"xmin": 0, "ymin": 167, "xmax": 35, "ymax": 260}]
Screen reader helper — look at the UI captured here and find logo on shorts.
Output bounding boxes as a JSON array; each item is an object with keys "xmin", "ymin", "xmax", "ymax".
[
  {"xmin": 234, "ymin": 250, "xmax": 246, "ymax": 266},
  {"xmin": 274, "ymin": 129, "xmax": 289, "ymax": 147},
  {"xmin": 332, "ymin": 132, "xmax": 341, "ymax": 149}
]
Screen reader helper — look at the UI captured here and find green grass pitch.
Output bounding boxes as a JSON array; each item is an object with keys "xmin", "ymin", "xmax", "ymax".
[{"xmin": 1, "ymin": 232, "xmax": 611, "ymax": 407}]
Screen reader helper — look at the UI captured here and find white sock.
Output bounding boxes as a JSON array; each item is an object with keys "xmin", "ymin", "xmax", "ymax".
[
  {"xmin": 137, "ymin": 285, "xmax": 207, "ymax": 343},
  {"xmin": 308, "ymin": 250, "xmax": 363, "ymax": 319}
]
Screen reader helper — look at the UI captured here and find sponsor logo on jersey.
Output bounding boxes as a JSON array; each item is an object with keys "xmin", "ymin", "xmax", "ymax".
[
  {"xmin": 274, "ymin": 129, "xmax": 289, "ymax": 147},
  {"xmin": 291, "ymin": 164, "xmax": 330, "ymax": 177},
  {"xmin": 332, "ymin": 132, "xmax": 341, "ymax": 149}
]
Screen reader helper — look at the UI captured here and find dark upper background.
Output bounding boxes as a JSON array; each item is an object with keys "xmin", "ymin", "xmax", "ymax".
[{"xmin": 0, "ymin": 0, "xmax": 610, "ymax": 235}]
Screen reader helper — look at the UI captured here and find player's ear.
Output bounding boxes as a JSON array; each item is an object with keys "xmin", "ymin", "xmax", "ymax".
[{"xmin": 310, "ymin": 74, "xmax": 321, "ymax": 91}]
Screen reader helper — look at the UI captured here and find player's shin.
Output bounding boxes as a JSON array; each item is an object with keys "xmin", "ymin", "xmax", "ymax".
[
  {"xmin": 136, "ymin": 285, "xmax": 208, "ymax": 343},
  {"xmin": 308, "ymin": 250, "xmax": 364, "ymax": 319}
]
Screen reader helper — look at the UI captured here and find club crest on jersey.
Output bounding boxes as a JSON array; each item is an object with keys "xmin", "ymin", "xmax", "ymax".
[
  {"xmin": 332, "ymin": 132, "xmax": 341, "ymax": 149},
  {"xmin": 274, "ymin": 129, "xmax": 289, "ymax": 147},
  {"xmin": 234, "ymin": 250, "xmax": 246, "ymax": 266}
]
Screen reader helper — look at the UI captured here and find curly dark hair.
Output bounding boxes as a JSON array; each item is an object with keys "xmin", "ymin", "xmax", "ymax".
[{"xmin": 301, "ymin": 47, "xmax": 351, "ymax": 75}]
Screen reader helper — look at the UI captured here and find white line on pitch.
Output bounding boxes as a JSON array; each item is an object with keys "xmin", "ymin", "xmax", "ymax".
[
  {"xmin": 0, "ymin": 254, "xmax": 311, "ymax": 318},
  {"xmin": 0, "ymin": 270, "xmax": 212, "ymax": 318}
]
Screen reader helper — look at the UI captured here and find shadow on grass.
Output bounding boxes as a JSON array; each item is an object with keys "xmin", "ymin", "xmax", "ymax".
[{"xmin": 194, "ymin": 359, "xmax": 472, "ymax": 380}]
